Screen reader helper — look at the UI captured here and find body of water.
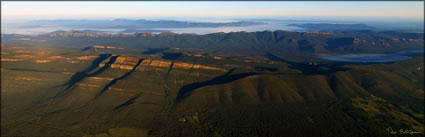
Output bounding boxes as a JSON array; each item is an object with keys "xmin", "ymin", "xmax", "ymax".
[{"xmin": 319, "ymin": 49, "xmax": 424, "ymax": 63}]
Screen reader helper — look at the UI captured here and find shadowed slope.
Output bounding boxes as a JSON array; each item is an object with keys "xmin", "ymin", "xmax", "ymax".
[
  {"xmin": 58, "ymin": 55, "xmax": 118, "ymax": 96},
  {"xmin": 175, "ymin": 69, "xmax": 296, "ymax": 104},
  {"xmin": 114, "ymin": 95, "xmax": 141, "ymax": 111},
  {"xmin": 265, "ymin": 53, "xmax": 350, "ymax": 75},
  {"xmin": 95, "ymin": 58, "xmax": 144, "ymax": 98}
]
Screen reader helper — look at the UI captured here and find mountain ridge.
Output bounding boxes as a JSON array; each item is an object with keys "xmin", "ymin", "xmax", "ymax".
[{"xmin": 3, "ymin": 30, "xmax": 422, "ymax": 61}]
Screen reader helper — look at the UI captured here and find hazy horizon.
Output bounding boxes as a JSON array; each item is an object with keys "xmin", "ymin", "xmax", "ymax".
[
  {"xmin": 2, "ymin": 2, "xmax": 424, "ymax": 20},
  {"xmin": 1, "ymin": 2, "xmax": 424, "ymax": 35}
]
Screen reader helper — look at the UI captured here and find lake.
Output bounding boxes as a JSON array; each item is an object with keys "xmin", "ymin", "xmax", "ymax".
[{"xmin": 319, "ymin": 49, "xmax": 424, "ymax": 63}]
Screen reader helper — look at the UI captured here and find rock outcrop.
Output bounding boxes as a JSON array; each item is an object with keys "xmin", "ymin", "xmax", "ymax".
[
  {"xmin": 1, "ymin": 58, "xmax": 25, "ymax": 62},
  {"xmin": 74, "ymin": 56, "xmax": 98, "ymax": 60},
  {"xmin": 47, "ymin": 56, "xmax": 66, "ymax": 60},
  {"xmin": 35, "ymin": 60, "xmax": 50, "ymax": 63},
  {"xmin": 99, "ymin": 56, "xmax": 140, "ymax": 70},
  {"xmin": 99, "ymin": 57, "xmax": 226, "ymax": 71}
]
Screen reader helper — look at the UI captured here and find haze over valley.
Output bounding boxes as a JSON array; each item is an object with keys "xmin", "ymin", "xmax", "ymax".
[{"xmin": 3, "ymin": 17, "xmax": 424, "ymax": 35}]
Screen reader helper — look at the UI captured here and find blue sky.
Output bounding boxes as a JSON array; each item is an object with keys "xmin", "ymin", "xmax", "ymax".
[{"xmin": 2, "ymin": 2, "xmax": 424, "ymax": 20}]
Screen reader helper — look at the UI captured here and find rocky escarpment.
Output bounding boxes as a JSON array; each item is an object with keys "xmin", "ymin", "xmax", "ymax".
[
  {"xmin": 81, "ymin": 45, "xmax": 125, "ymax": 52},
  {"xmin": 56, "ymin": 55, "xmax": 228, "ymax": 102},
  {"xmin": 99, "ymin": 57, "xmax": 226, "ymax": 72},
  {"xmin": 60, "ymin": 54, "xmax": 116, "ymax": 94},
  {"xmin": 96, "ymin": 58, "xmax": 144, "ymax": 98}
]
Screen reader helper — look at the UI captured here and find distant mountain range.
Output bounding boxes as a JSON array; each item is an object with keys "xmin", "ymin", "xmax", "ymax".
[
  {"xmin": 47, "ymin": 29, "xmax": 169, "ymax": 34},
  {"xmin": 3, "ymin": 30, "xmax": 423, "ymax": 61},
  {"xmin": 26, "ymin": 19, "xmax": 266, "ymax": 29}
]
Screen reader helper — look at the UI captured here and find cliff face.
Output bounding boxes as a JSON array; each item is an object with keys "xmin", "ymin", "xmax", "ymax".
[
  {"xmin": 1, "ymin": 58, "xmax": 25, "ymax": 62},
  {"xmin": 98, "ymin": 56, "xmax": 226, "ymax": 71},
  {"xmin": 98, "ymin": 56, "xmax": 140, "ymax": 70}
]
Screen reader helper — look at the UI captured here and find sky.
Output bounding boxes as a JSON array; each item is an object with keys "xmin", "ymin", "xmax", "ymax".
[{"xmin": 1, "ymin": 1, "xmax": 424, "ymax": 20}]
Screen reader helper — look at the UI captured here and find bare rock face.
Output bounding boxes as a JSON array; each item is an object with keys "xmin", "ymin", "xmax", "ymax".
[
  {"xmin": 93, "ymin": 45, "xmax": 105, "ymax": 48},
  {"xmin": 98, "ymin": 56, "xmax": 226, "ymax": 71},
  {"xmin": 99, "ymin": 56, "xmax": 140, "ymax": 69},
  {"xmin": 74, "ymin": 56, "xmax": 98, "ymax": 61},
  {"xmin": 1, "ymin": 58, "xmax": 25, "ymax": 62},
  {"xmin": 119, "ymin": 65, "xmax": 134, "ymax": 70},
  {"xmin": 140, "ymin": 59, "xmax": 225, "ymax": 71},
  {"xmin": 173, "ymin": 62, "xmax": 194, "ymax": 69},
  {"xmin": 148, "ymin": 60, "xmax": 173, "ymax": 68},
  {"xmin": 140, "ymin": 58, "xmax": 152, "ymax": 66},
  {"xmin": 35, "ymin": 60, "xmax": 50, "ymax": 63},
  {"xmin": 47, "ymin": 56, "xmax": 66, "ymax": 60}
]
